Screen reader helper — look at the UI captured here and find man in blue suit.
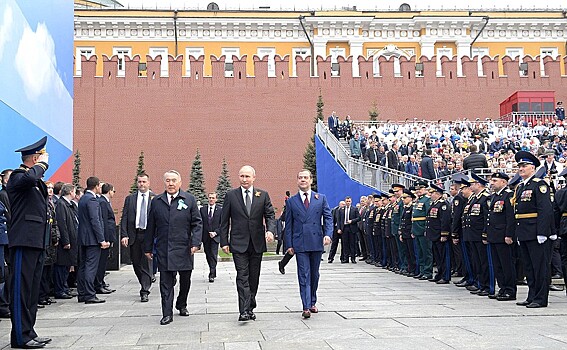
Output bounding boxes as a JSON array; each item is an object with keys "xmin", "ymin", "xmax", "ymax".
[{"xmin": 284, "ymin": 170, "xmax": 333, "ymax": 319}]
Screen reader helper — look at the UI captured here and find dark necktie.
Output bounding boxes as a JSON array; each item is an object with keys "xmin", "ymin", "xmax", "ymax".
[
  {"xmin": 303, "ymin": 193, "xmax": 309, "ymax": 209},
  {"xmin": 208, "ymin": 206, "xmax": 213, "ymax": 225},
  {"xmin": 245, "ymin": 190, "xmax": 251, "ymax": 215},
  {"xmin": 138, "ymin": 193, "xmax": 147, "ymax": 229},
  {"xmin": 170, "ymin": 195, "xmax": 175, "ymax": 205}
]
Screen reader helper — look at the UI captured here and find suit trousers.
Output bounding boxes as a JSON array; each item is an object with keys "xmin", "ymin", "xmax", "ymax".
[
  {"xmin": 9, "ymin": 247, "xmax": 44, "ymax": 347},
  {"xmin": 452, "ymin": 239, "xmax": 464, "ymax": 276},
  {"xmin": 77, "ymin": 245, "xmax": 101, "ymax": 301},
  {"xmin": 491, "ymin": 243, "xmax": 517, "ymax": 297},
  {"xmin": 395, "ymin": 232, "xmax": 408, "ymax": 270},
  {"xmin": 371, "ymin": 234, "xmax": 382, "ymax": 264},
  {"xmin": 39, "ymin": 264, "xmax": 53, "ymax": 301},
  {"xmin": 328, "ymin": 231, "xmax": 344, "ymax": 262},
  {"xmin": 520, "ymin": 239, "xmax": 549, "ymax": 306},
  {"xmin": 295, "ymin": 251, "xmax": 323, "ymax": 310},
  {"xmin": 159, "ymin": 270, "xmax": 192, "ymax": 317},
  {"xmin": 202, "ymin": 236, "xmax": 219, "ymax": 278},
  {"xmin": 469, "ymin": 241, "xmax": 490, "ymax": 291},
  {"xmin": 53, "ymin": 264, "xmax": 70, "ymax": 297},
  {"xmin": 432, "ymin": 240, "xmax": 451, "ymax": 281},
  {"xmin": 342, "ymin": 226, "xmax": 357, "ymax": 260},
  {"xmin": 0, "ymin": 246, "xmax": 9, "ymax": 314},
  {"xmin": 365, "ymin": 233, "xmax": 375, "ymax": 261},
  {"xmin": 232, "ymin": 248, "xmax": 262, "ymax": 314},
  {"xmin": 95, "ymin": 248, "xmax": 109, "ymax": 290},
  {"xmin": 386, "ymin": 236, "xmax": 399, "ymax": 268},
  {"xmin": 402, "ymin": 237, "xmax": 417, "ymax": 275},
  {"xmin": 357, "ymin": 230, "xmax": 367, "ymax": 258},
  {"xmin": 415, "ymin": 236, "xmax": 433, "ymax": 277},
  {"xmin": 131, "ymin": 232, "xmax": 152, "ymax": 296},
  {"xmin": 560, "ymin": 236, "xmax": 567, "ymax": 289},
  {"xmin": 461, "ymin": 241, "xmax": 475, "ymax": 284}
]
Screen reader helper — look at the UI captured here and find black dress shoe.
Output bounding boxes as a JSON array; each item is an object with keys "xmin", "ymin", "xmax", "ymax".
[
  {"xmin": 178, "ymin": 308, "xmax": 189, "ymax": 316},
  {"xmin": 413, "ymin": 274, "xmax": 423, "ymax": 279},
  {"xmin": 488, "ymin": 294, "xmax": 498, "ymax": 299},
  {"xmin": 419, "ymin": 275, "xmax": 431, "ymax": 281},
  {"xmin": 95, "ymin": 288, "xmax": 112, "ymax": 295},
  {"xmin": 247, "ymin": 311, "xmax": 256, "ymax": 320},
  {"xmin": 238, "ymin": 312, "xmax": 251, "ymax": 321},
  {"xmin": 0, "ymin": 312, "xmax": 11, "ymax": 318},
  {"xmin": 151, "ymin": 276, "xmax": 157, "ymax": 283},
  {"xmin": 477, "ymin": 290, "xmax": 490, "ymax": 296},
  {"xmin": 84, "ymin": 297, "xmax": 105, "ymax": 304},
  {"xmin": 351, "ymin": 259, "xmax": 357, "ymax": 264},
  {"xmin": 11, "ymin": 339, "xmax": 46, "ymax": 348},
  {"xmin": 54, "ymin": 294, "xmax": 73, "ymax": 299},
  {"xmin": 516, "ymin": 300, "xmax": 531, "ymax": 306},
  {"xmin": 526, "ymin": 302, "xmax": 546, "ymax": 308},
  {"xmin": 466, "ymin": 285, "xmax": 479, "ymax": 292},
  {"xmin": 496, "ymin": 294, "xmax": 516, "ymax": 301},
  {"xmin": 278, "ymin": 261, "xmax": 285, "ymax": 274},
  {"xmin": 454, "ymin": 278, "xmax": 466, "ymax": 285},
  {"xmin": 341, "ymin": 260, "xmax": 348, "ymax": 264},
  {"xmin": 141, "ymin": 294, "xmax": 149, "ymax": 302},
  {"xmin": 551, "ymin": 274, "xmax": 562, "ymax": 279},
  {"xmin": 428, "ymin": 278, "xmax": 439, "ymax": 282},
  {"xmin": 36, "ymin": 304, "xmax": 45, "ymax": 309},
  {"xmin": 105, "ymin": 287, "xmax": 116, "ymax": 293},
  {"xmin": 209, "ymin": 276, "xmax": 215, "ymax": 283},
  {"xmin": 160, "ymin": 316, "xmax": 173, "ymax": 325},
  {"xmin": 549, "ymin": 284, "xmax": 564, "ymax": 292},
  {"xmin": 328, "ymin": 259, "xmax": 333, "ymax": 263},
  {"xmin": 455, "ymin": 281, "xmax": 471, "ymax": 287},
  {"xmin": 38, "ymin": 300, "xmax": 50, "ymax": 306},
  {"xmin": 34, "ymin": 337, "xmax": 52, "ymax": 344},
  {"xmin": 436, "ymin": 279, "xmax": 450, "ymax": 284}
]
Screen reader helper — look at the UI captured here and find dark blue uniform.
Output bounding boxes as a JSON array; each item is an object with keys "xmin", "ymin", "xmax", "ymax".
[
  {"xmin": 463, "ymin": 189, "xmax": 491, "ymax": 294},
  {"xmin": 552, "ymin": 186, "xmax": 567, "ymax": 291},
  {"xmin": 426, "ymin": 198, "xmax": 452, "ymax": 282},
  {"xmin": 451, "ymin": 192, "xmax": 472, "ymax": 284},
  {"xmin": 399, "ymin": 204, "xmax": 417, "ymax": 276}
]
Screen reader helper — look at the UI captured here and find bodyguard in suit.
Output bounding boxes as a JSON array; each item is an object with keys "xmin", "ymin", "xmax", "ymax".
[
  {"xmin": 284, "ymin": 170, "xmax": 333, "ymax": 318},
  {"xmin": 95, "ymin": 183, "xmax": 117, "ymax": 294},
  {"xmin": 144, "ymin": 170, "xmax": 202, "ymax": 325},
  {"xmin": 200, "ymin": 192, "xmax": 222, "ymax": 282},
  {"xmin": 7, "ymin": 137, "xmax": 52, "ymax": 348},
  {"xmin": 336, "ymin": 197, "xmax": 361, "ymax": 263},
  {"xmin": 327, "ymin": 201, "xmax": 345, "ymax": 263},
  {"xmin": 53, "ymin": 184, "xmax": 78, "ymax": 299},
  {"xmin": 514, "ymin": 152, "xmax": 553, "ymax": 308},
  {"xmin": 120, "ymin": 173, "xmax": 154, "ymax": 302},
  {"xmin": 77, "ymin": 177, "xmax": 110, "ymax": 304},
  {"xmin": 220, "ymin": 165, "xmax": 276, "ymax": 322}
]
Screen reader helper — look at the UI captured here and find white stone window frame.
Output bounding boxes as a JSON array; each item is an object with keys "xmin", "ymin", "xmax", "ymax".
[
  {"xmin": 257, "ymin": 47, "xmax": 276, "ymax": 77},
  {"xmin": 149, "ymin": 47, "xmax": 169, "ymax": 77},
  {"xmin": 292, "ymin": 48, "xmax": 309, "ymax": 77},
  {"xmin": 185, "ymin": 47, "xmax": 205, "ymax": 77},
  {"xmin": 112, "ymin": 47, "xmax": 132, "ymax": 77},
  {"xmin": 75, "ymin": 47, "xmax": 95, "ymax": 76}
]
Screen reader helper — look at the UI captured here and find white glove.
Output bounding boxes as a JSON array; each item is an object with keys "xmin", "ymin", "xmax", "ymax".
[
  {"xmin": 550, "ymin": 234, "xmax": 558, "ymax": 241},
  {"xmin": 537, "ymin": 235, "xmax": 547, "ymax": 244}
]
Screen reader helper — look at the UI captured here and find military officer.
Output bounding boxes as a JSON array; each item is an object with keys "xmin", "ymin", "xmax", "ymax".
[
  {"xmin": 373, "ymin": 193, "xmax": 388, "ymax": 267},
  {"xmin": 487, "ymin": 172, "xmax": 517, "ymax": 301},
  {"xmin": 426, "ymin": 184, "xmax": 452, "ymax": 284},
  {"xmin": 412, "ymin": 181, "xmax": 432, "ymax": 280},
  {"xmin": 514, "ymin": 151, "xmax": 553, "ymax": 308},
  {"xmin": 390, "ymin": 184, "xmax": 407, "ymax": 274},
  {"xmin": 452, "ymin": 177, "xmax": 475, "ymax": 287},
  {"xmin": 363, "ymin": 194, "xmax": 376, "ymax": 264},
  {"xmin": 508, "ymin": 173, "xmax": 526, "ymax": 285},
  {"xmin": 553, "ymin": 168, "xmax": 567, "ymax": 295},
  {"xmin": 399, "ymin": 189, "xmax": 417, "ymax": 277},
  {"xmin": 383, "ymin": 191, "xmax": 397, "ymax": 270}
]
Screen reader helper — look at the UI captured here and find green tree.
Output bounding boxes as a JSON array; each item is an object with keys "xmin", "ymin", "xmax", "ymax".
[
  {"xmin": 215, "ymin": 157, "xmax": 232, "ymax": 205},
  {"xmin": 130, "ymin": 151, "xmax": 146, "ymax": 193},
  {"xmin": 72, "ymin": 150, "xmax": 81, "ymax": 187},
  {"xmin": 303, "ymin": 90, "xmax": 324, "ymax": 191},
  {"xmin": 188, "ymin": 149, "xmax": 207, "ymax": 204}
]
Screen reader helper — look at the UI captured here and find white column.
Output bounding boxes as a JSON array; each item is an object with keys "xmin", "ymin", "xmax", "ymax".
[
  {"xmin": 313, "ymin": 38, "xmax": 327, "ymax": 59},
  {"xmin": 419, "ymin": 38, "xmax": 435, "ymax": 60},
  {"xmin": 456, "ymin": 38, "xmax": 472, "ymax": 77},
  {"xmin": 349, "ymin": 40, "xmax": 364, "ymax": 77}
]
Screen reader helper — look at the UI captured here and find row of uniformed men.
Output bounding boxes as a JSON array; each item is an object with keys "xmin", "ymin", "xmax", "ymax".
[{"xmin": 357, "ymin": 151, "xmax": 567, "ymax": 308}]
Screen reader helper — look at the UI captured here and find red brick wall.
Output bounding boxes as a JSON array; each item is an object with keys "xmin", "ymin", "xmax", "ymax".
[{"xmin": 74, "ymin": 54, "xmax": 567, "ymax": 212}]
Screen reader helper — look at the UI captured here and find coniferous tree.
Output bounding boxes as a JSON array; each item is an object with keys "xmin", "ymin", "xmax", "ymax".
[
  {"xmin": 130, "ymin": 151, "xmax": 146, "ymax": 193},
  {"xmin": 303, "ymin": 90, "xmax": 324, "ymax": 191},
  {"xmin": 215, "ymin": 157, "xmax": 232, "ymax": 205},
  {"xmin": 188, "ymin": 149, "xmax": 207, "ymax": 204},
  {"xmin": 72, "ymin": 150, "xmax": 81, "ymax": 187}
]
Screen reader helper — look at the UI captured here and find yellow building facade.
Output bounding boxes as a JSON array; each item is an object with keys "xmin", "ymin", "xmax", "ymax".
[{"xmin": 74, "ymin": 8, "xmax": 567, "ymax": 77}]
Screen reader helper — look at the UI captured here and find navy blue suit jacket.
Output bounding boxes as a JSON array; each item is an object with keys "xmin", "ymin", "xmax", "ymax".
[
  {"xmin": 78, "ymin": 191, "xmax": 105, "ymax": 246},
  {"xmin": 284, "ymin": 192, "xmax": 333, "ymax": 252},
  {"xmin": 98, "ymin": 196, "xmax": 116, "ymax": 243}
]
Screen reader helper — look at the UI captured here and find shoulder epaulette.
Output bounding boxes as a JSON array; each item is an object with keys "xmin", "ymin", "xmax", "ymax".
[
  {"xmin": 504, "ymin": 188, "xmax": 512, "ymax": 193},
  {"xmin": 533, "ymin": 178, "xmax": 541, "ymax": 182}
]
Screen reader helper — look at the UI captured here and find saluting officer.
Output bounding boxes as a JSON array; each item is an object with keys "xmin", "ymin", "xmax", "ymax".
[
  {"xmin": 412, "ymin": 181, "xmax": 432, "ymax": 280},
  {"xmin": 399, "ymin": 189, "xmax": 417, "ymax": 277},
  {"xmin": 487, "ymin": 172, "xmax": 517, "ymax": 301},
  {"xmin": 514, "ymin": 151, "xmax": 554, "ymax": 308},
  {"xmin": 426, "ymin": 184, "xmax": 452, "ymax": 284}
]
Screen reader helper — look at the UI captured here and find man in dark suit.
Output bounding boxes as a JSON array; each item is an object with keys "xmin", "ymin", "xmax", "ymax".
[
  {"xmin": 95, "ymin": 183, "xmax": 117, "ymax": 294},
  {"xmin": 337, "ymin": 196, "xmax": 361, "ymax": 263},
  {"xmin": 7, "ymin": 136, "xmax": 52, "ymax": 348},
  {"xmin": 77, "ymin": 177, "xmax": 110, "ymax": 305},
  {"xmin": 327, "ymin": 201, "xmax": 345, "ymax": 263},
  {"xmin": 420, "ymin": 149, "xmax": 435, "ymax": 180},
  {"xmin": 120, "ymin": 173, "xmax": 154, "ymax": 302},
  {"xmin": 327, "ymin": 111, "xmax": 339, "ymax": 139},
  {"xmin": 144, "ymin": 170, "xmax": 202, "ymax": 325},
  {"xmin": 220, "ymin": 165, "xmax": 276, "ymax": 322},
  {"xmin": 200, "ymin": 192, "xmax": 222, "ymax": 282},
  {"xmin": 53, "ymin": 184, "xmax": 79, "ymax": 299},
  {"xmin": 284, "ymin": 170, "xmax": 333, "ymax": 318}
]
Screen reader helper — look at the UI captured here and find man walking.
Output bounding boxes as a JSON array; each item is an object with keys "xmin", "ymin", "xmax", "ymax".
[
  {"xmin": 200, "ymin": 192, "xmax": 222, "ymax": 282},
  {"xmin": 284, "ymin": 170, "xmax": 333, "ymax": 318}
]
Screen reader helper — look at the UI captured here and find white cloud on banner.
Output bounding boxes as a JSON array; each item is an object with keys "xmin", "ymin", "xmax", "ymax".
[
  {"xmin": 0, "ymin": 5, "xmax": 14, "ymax": 61},
  {"xmin": 15, "ymin": 22, "xmax": 60, "ymax": 101}
]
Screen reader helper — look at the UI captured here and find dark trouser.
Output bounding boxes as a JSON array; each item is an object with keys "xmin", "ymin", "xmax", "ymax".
[
  {"xmin": 39, "ymin": 263, "xmax": 53, "ymax": 301},
  {"xmin": 203, "ymin": 236, "xmax": 219, "ymax": 278},
  {"xmin": 470, "ymin": 241, "xmax": 490, "ymax": 291},
  {"xmin": 276, "ymin": 239, "xmax": 283, "ymax": 254},
  {"xmin": 365, "ymin": 233, "xmax": 375, "ymax": 261},
  {"xmin": 328, "ymin": 231, "xmax": 343, "ymax": 262},
  {"xmin": 386, "ymin": 236, "xmax": 398, "ymax": 268},
  {"xmin": 295, "ymin": 251, "xmax": 323, "ymax": 310},
  {"xmin": 232, "ymin": 249, "xmax": 262, "ymax": 314},
  {"xmin": 491, "ymin": 242, "xmax": 517, "ymax": 297},
  {"xmin": 372, "ymin": 234, "xmax": 382, "ymax": 264},
  {"xmin": 77, "ymin": 245, "xmax": 101, "ymax": 301},
  {"xmin": 402, "ymin": 236, "xmax": 416, "ymax": 275},
  {"xmin": 520, "ymin": 239, "xmax": 549, "ymax": 306},
  {"xmin": 415, "ymin": 235, "xmax": 433, "ymax": 277},
  {"xmin": 432, "ymin": 240, "xmax": 451, "ymax": 281},
  {"xmin": 513, "ymin": 243, "xmax": 525, "ymax": 283},
  {"xmin": 9, "ymin": 247, "xmax": 44, "ymax": 347},
  {"xmin": 159, "ymin": 270, "xmax": 192, "ymax": 317},
  {"xmin": 395, "ymin": 232, "xmax": 408, "ymax": 270},
  {"xmin": 280, "ymin": 251, "xmax": 294, "ymax": 268},
  {"xmin": 560, "ymin": 236, "xmax": 567, "ymax": 289},
  {"xmin": 550, "ymin": 239, "xmax": 562, "ymax": 277},
  {"xmin": 0, "ymin": 246, "xmax": 10, "ymax": 315},
  {"xmin": 452, "ymin": 239, "xmax": 464, "ymax": 276},
  {"xmin": 357, "ymin": 230, "xmax": 367, "ymax": 258},
  {"xmin": 53, "ymin": 264, "xmax": 70, "ymax": 297},
  {"xmin": 342, "ymin": 226, "xmax": 357, "ymax": 261},
  {"xmin": 131, "ymin": 233, "xmax": 152, "ymax": 296},
  {"xmin": 461, "ymin": 241, "xmax": 475, "ymax": 284},
  {"xmin": 95, "ymin": 248, "xmax": 109, "ymax": 290}
]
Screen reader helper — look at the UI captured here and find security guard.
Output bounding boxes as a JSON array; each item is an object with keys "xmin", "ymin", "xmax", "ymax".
[
  {"xmin": 487, "ymin": 172, "xmax": 517, "ymax": 301},
  {"xmin": 463, "ymin": 173, "xmax": 492, "ymax": 297},
  {"xmin": 514, "ymin": 151, "xmax": 553, "ymax": 308},
  {"xmin": 426, "ymin": 184, "xmax": 452, "ymax": 284},
  {"xmin": 7, "ymin": 137, "xmax": 52, "ymax": 349},
  {"xmin": 412, "ymin": 181, "xmax": 432, "ymax": 280},
  {"xmin": 399, "ymin": 189, "xmax": 417, "ymax": 277},
  {"xmin": 553, "ymin": 168, "xmax": 567, "ymax": 294},
  {"xmin": 391, "ymin": 184, "xmax": 407, "ymax": 274}
]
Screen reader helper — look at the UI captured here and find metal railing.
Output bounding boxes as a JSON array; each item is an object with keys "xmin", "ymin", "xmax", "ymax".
[{"xmin": 499, "ymin": 112, "xmax": 557, "ymax": 124}]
